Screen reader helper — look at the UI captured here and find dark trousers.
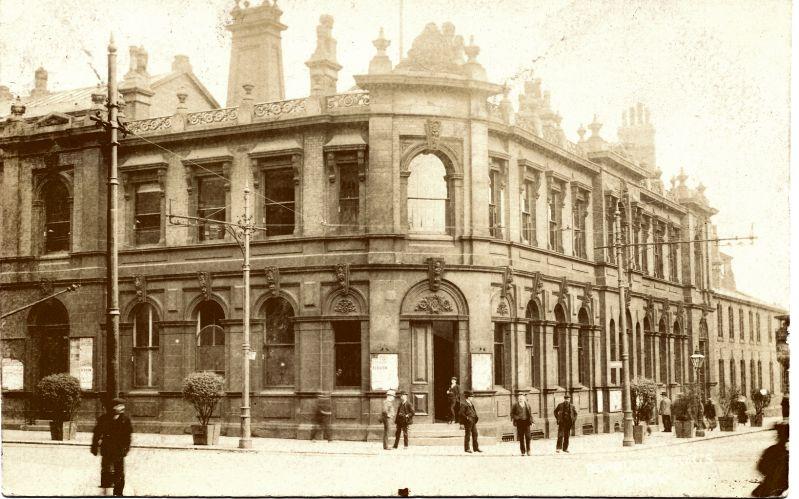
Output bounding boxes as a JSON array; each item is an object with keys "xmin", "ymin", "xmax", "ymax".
[
  {"xmin": 394, "ymin": 423, "xmax": 409, "ymax": 448},
  {"xmin": 311, "ymin": 416, "xmax": 331, "ymax": 441},
  {"xmin": 556, "ymin": 424, "xmax": 572, "ymax": 451},
  {"xmin": 100, "ymin": 455, "xmax": 125, "ymax": 496},
  {"xmin": 516, "ymin": 422, "xmax": 531, "ymax": 454},
  {"xmin": 449, "ymin": 400, "xmax": 459, "ymax": 423},
  {"xmin": 464, "ymin": 422, "xmax": 479, "ymax": 451},
  {"xmin": 662, "ymin": 414, "xmax": 672, "ymax": 432},
  {"xmin": 382, "ymin": 419, "xmax": 392, "ymax": 449}
]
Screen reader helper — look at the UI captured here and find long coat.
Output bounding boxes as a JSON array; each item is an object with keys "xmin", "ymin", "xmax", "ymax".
[
  {"xmin": 460, "ymin": 400, "xmax": 479, "ymax": 425},
  {"xmin": 91, "ymin": 413, "xmax": 133, "ymax": 458},
  {"xmin": 395, "ymin": 401, "xmax": 414, "ymax": 426},
  {"xmin": 554, "ymin": 401, "xmax": 577, "ymax": 427},
  {"xmin": 511, "ymin": 401, "xmax": 533, "ymax": 426}
]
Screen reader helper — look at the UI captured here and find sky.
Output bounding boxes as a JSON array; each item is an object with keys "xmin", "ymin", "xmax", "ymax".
[{"xmin": 0, "ymin": 0, "xmax": 791, "ymax": 308}]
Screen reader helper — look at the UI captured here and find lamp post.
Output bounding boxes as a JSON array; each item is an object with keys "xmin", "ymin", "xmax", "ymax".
[
  {"xmin": 690, "ymin": 349, "xmax": 705, "ymax": 437},
  {"xmin": 615, "ymin": 203, "xmax": 634, "ymax": 447}
]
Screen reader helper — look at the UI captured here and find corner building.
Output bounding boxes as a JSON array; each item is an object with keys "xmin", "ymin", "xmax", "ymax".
[{"xmin": 0, "ymin": 3, "xmax": 786, "ymax": 440}]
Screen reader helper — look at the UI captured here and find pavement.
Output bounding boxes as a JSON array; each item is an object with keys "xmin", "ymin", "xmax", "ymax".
[{"xmin": 1, "ymin": 416, "xmax": 782, "ymax": 457}]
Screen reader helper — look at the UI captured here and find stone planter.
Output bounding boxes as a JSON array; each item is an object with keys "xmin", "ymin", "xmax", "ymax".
[
  {"xmin": 633, "ymin": 424, "xmax": 647, "ymax": 444},
  {"xmin": 718, "ymin": 416, "xmax": 738, "ymax": 432},
  {"xmin": 49, "ymin": 421, "xmax": 77, "ymax": 441},
  {"xmin": 191, "ymin": 423, "xmax": 221, "ymax": 445},
  {"xmin": 674, "ymin": 419, "xmax": 695, "ymax": 438}
]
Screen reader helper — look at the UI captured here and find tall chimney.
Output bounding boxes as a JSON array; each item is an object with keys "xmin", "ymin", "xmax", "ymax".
[
  {"xmin": 30, "ymin": 67, "xmax": 49, "ymax": 98},
  {"xmin": 306, "ymin": 15, "xmax": 341, "ymax": 95},
  {"xmin": 226, "ymin": 0, "xmax": 287, "ymax": 106}
]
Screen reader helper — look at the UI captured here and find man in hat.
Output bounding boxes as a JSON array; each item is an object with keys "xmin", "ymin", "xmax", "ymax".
[
  {"xmin": 91, "ymin": 397, "xmax": 133, "ymax": 496},
  {"xmin": 460, "ymin": 391, "xmax": 481, "ymax": 453},
  {"xmin": 554, "ymin": 394, "xmax": 577, "ymax": 453},
  {"xmin": 393, "ymin": 391, "xmax": 414, "ymax": 449},
  {"xmin": 511, "ymin": 393, "xmax": 534, "ymax": 456},
  {"xmin": 381, "ymin": 389, "xmax": 396, "ymax": 450},
  {"xmin": 446, "ymin": 377, "xmax": 461, "ymax": 424},
  {"xmin": 659, "ymin": 391, "xmax": 672, "ymax": 432}
]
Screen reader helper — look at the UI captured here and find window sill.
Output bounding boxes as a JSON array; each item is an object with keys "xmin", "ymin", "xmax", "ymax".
[
  {"xmin": 258, "ymin": 388, "xmax": 295, "ymax": 395},
  {"xmin": 38, "ymin": 252, "xmax": 69, "ymax": 260},
  {"xmin": 331, "ymin": 389, "xmax": 362, "ymax": 396},
  {"xmin": 407, "ymin": 233, "xmax": 454, "ymax": 241}
]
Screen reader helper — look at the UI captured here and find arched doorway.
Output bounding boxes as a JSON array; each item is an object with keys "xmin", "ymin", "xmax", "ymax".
[
  {"xmin": 577, "ymin": 307, "xmax": 591, "ymax": 386},
  {"xmin": 554, "ymin": 304, "xmax": 568, "ymax": 387},
  {"xmin": 261, "ymin": 296, "xmax": 295, "ymax": 388},
  {"xmin": 526, "ymin": 300, "xmax": 542, "ymax": 388},
  {"xmin": 28, "ymin": 299, "xmax": 70, "ymax": 382}
]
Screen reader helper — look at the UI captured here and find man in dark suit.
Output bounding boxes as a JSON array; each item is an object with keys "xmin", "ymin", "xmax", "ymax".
[
  {"xmin": 446, "ymin": 377, "xmax": 461, "ymax": 424},
  {"xmin": 393, "ymin": 391, "xmax": 414, "ymax": 449},
  {"xmin": 554, "ymin": 394, "xmax": 577, "ymax": 453},
  {"xmin": 91, "ymin": 397, "xmax": 133, "ymax": 497},
  {"xmin": 511, "ymin": 393, "xmax": 534, "ymax": 456},
  {"xmin": 460, "ymin": 391, "xmax": 481, "ymax": 453}
]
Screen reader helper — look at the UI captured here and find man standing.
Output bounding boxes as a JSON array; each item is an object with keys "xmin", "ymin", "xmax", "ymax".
[
  {"xmin": 511, "ymin": 393, "xmax": 534, "ymax": 456},
  {"xmin": 91, "ymin": 398, "xmax": 133, "ymax": 497},
  {"xmin": 393, "ymin": 391, "xmax": 414, "ymax": 449},
  {"xmin": 446, "ymin": 377, "xmax": 461, "ymax": 424},
  {"xmin": 311, "ymin": 393, "xmax": 333, "ymax": 442},
  {"xmin": 381, "ymin": 389, "xmax": 396, "ymax": 450},
  {"xmin": 554, "ymin": 394, "xmax": 577, "ymax": 453},
  {"xmin": 659, "ymin": 391, "xmax": 672, "ymax": 432},
  {"xmin": 460, "ymin": 391, "xmax": 481, "ymax": 453}
]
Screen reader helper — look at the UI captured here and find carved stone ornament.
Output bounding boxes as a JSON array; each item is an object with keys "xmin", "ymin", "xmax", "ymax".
[
  {"xmin": 496, "ymin": 301, "xmax": 509, "ymax": 316},
  {"xmin": 333, "ymin": 298, "xmax": 357, "ymax": 314},
  {"xmin": 645, "ymin": 296, "xmax": 655, "ymax": 323},
  {"xmin": 501, "ymin": 266, "xmax": 514, "ymax": 299},
  {"xmin": 39, "ymin": 279, "xmax": 54, "ymax": 297},
  {"xmin": 554, "ymin": 276, "xmax": 569, "ymax": 306},
  {"xmin": 134, "ymin": 275, "xmax": 147, "ymax": 303},
  {"xmin": 395, "ymin": 22, "xmax": 466, "ymax": 74},
  {"xmin": 425, "ymin": 119, "xmax": 442, "ymax": 150},
  {"xmin": 578, "ymin": 281, "xmax": 593, "ymax": 307},
  {"xmin": 625, "ymin": 288, "xmax": 632, "ymax": 308},
  {"xmin": 334, "ymin": 264, "xmax": 350, "ymax": 294},
  {"xmin": 531, "ymin": 271, "xmax": 544, "ymax": 299},
  {"xmin": 265, "ymin": 266, "xmax": 280, "ymax": 296},
  {"xmin": 426, "ymin": 257, "xmax": 445, "ymax": 292},
  {"xmin": 197, "ymin": 272, "xmax": 211, "ymax": 301},
  {"xmin": 676, "ymin": 301, "xmax": 685, "ymax": 320},
  {"xmin": 415, "ymin": 295, "xmax": 453, "ymax": 314}
]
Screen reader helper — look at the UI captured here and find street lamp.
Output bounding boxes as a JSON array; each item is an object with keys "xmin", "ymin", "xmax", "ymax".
[
  {"xmin": 690, "ymin": 349, "xmax": 705, "ymax": 437},
  {"xmin": 614, "ymin": 203, "xmax": 634, "ymax": 447}
]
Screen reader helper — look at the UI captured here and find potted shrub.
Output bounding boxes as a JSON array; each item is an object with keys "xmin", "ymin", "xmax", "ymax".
[
  {"xmin": 718, "ymin": 386, "xmax": 741, "ymax": 432},
  {"xmin": 182, "ymin": 371, "xmax": 224, "ymax": 445},
  {"xmin": 672, "ymin": 395, "xmax": 695, "ymax": 438},
  {"xmin": 35, "ymin": 373, "xmax": 82, "ymax": 441},
  {"xmin": 631, "ymin": 377, "xmax": 657, "ymax": 444},
  {"xmin": 751, "ymin": 388, "xmax": 772, "ymax": 427}
]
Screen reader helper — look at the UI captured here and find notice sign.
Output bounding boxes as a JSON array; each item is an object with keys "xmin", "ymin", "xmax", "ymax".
[
  {"xmin": 470, "ymin": 353, "xmax": 492, "ymax": 391},
  {"xmin": 595, "ymin": 389, "xmax": 604, "ymax": 413},
  {"xmin": 370, "ymin": 354, "xmax": 398, "ymax": 391},
  {"xmin": 69, "ymin": 338, "xmax": 93, "ymax": 390},
  {"xmin": 609, "ymin": 388, "xmax": 622, "ymax": 412},
  {"xmin": 2, "ymin": 358, "xmax": 24, "ymax": 390}
]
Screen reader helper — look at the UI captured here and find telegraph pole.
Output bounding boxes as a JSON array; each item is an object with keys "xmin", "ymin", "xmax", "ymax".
[{"xmin": 615, "ymin": 203, "xmax": 635, "ymax": 447}]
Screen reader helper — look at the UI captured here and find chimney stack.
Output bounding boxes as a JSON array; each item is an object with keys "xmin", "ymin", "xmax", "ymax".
[
  {"xmin": 172, "ymin": 55, "xmax": 192, "ymax": 73},
  {"xmin": 120, "ymin": 46, "xmax": 154, "ymax": 120},
  {"xmin": 30, "ymin": 67, "xmax": 49, "ymax": 98},
  {"xmin": 617, "ymin": 102, "xmax": 656, "ymax": 169}
]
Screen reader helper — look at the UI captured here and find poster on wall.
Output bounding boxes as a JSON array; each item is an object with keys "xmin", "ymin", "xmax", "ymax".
[
  {"xmin": 609, "ymin": 388, "xmax": 622, "ymax": 412},
  {"xmin": 69, "ymin": 338, "xmax": 93, "ymax": 390},
  {"xmin": 470, "ymin": 353, "xmax": 492, "ymax": 391},
  {"xmin": 2, "ymin": 358, "xmax": 24, "ymax": 390},
  {"xmin": 370, "ymin": 353, "xmax": 398, "ymax": 391},
  {"xmin": 595, "ymin": 389, "xmax": 604, "ymax": 413}
]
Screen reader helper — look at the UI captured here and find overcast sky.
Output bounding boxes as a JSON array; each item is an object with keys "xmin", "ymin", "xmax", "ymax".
[{"xmin": 0, "ymin": 0, "xmax": 791, "ymax": 308}]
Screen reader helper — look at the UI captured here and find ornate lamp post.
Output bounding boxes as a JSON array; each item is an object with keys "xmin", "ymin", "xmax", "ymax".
[
  {"xmin": 690, "ymin": 349, "xmax": 705, "ymax": 437},
  {"xmin": 615, "ymin": 203, "xmax": 634, "ymax": 447}
]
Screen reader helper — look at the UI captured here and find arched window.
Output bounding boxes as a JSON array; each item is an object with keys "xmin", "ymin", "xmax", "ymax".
[
  {"xmin": 718, "ymin": 359, "xmax": 725, "ymax": 396},
  {"xmin": 756, "ymin": 313, "xmax": 761, "ymax": 343},
  {"xmin": 636, "ymin": 322, "xmax": 643, "ymax": 377},
  {"xmin": 673, "ymin": 321, "xmax": 683, "ymax": 384},
  {"xmin": 644, "ymin": 316, "xmax": 653, "ymax": 378},
  {"xmin": 739, "ymin": 309, "xmax": 745, "ymax": 341},
  {"xmin": 728, "ymin": 306, "xmax": 734, "ymax": 339},
  {"xmin": 554, "ymin": 304, "xmax": 567, "ymax": 387},
  {"xmin": 698, "ymin": 319, "xmax": 709, "ymax": 393},
  {"xmin": 717, "ymin": 305, "xmax": 723, "ymax": 338},
  {"xmin": 577, "ymin": 307, "xmax": 590, "ymax": 386},
  {"xmin": 750, "ymin": 359, "xmax": 756, "ymax": 392},
  {"xmin": 740, "ymin": 359, "xmax": 747, "ymax": 393},
  {"xmin": 757, "ymin": 360, "xmax": 763, "ymax": 389},
  {"xmin": 28, "ymin": 299, "xmax": 70, "ymax": 383},
  {"xmin": 730, "ymin": 358, "xmax": 736, "ymax": 390},
  {"xmin": 133, "ymin": 303, "xmax": 160, "ymax": 388},
  {"xmin": 694, "ymin": 232, "xmax": 703, "ymax": 287},
  {"xmin": 625, "ymin": 309, "xmax": 633, "ymax": 375},
  {"xmin": 749, "ymin": 311, "xmax": 754, "ymax": 342},
  {"xmin": 42, "ymin": 180, "xmax": 71, "ymax": 252},
  {"xmin": 658, "ymin": 318, "xmax": 668, "ymax": 384},
  {"xmin": 407, "ymin": 153, "xmax": 449, "ymax": 234},
  {"xmin": 525, "ymin": 301, "xmax": 541, "ymax": 388},
  {"xmin": 196, "ymin": 301, "xmax": 225, "ymax": 377},
  {"xmin": 609, "ymin": 318, "xmax": 617, "ymax": 385},
  {"xmin": 262, "ymin": 297, "xmax": 295, "ymax": 387}
]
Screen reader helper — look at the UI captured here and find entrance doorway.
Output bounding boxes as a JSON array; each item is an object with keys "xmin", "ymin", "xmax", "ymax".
[
  {"xmin": 28, "ymin": 299, "xmax": 70, "ymax": 382},
  {"xmin": 432, "ymin": 321, "xmax": 457, "ymax": 422}
]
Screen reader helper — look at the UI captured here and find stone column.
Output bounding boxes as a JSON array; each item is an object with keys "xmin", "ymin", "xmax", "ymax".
[
  {"xmin": 542, "ymin": 321, "xmax": 560, "ymax": 390},
  {"xmin": 569, "ymin": 324, "xmax": 581, "ymax": 388},
  {"xmin": 653, "ymin": 332, "xmax": 661, "ymax": 385}
]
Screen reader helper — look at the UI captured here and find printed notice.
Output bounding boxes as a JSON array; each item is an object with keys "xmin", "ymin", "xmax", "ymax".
[
  {"xmin": 70, "ymin": 338, "xmax": 93, "ymax": 390},
  {"xmin": 2, "ymin": 358, "xmax": 23, "ymax": 390},
  {"xmin": 370, "ymin": 353, "xmax": 398, "ymax": 391},
  {"xmin": 470, "ymin": 353, "xmax": 492, "ymax": 391}
]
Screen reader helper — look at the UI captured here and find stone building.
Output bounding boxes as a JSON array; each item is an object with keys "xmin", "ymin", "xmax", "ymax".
[{"xmin": 0, "ymin": 2, "xmax": 785, "ymax": 440}]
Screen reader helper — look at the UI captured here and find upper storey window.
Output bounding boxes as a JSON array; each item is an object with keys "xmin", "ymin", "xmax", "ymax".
[
  {"xmin": 571, "ymin": 184, "xmax": 590, "ymax": 259},
  {"xmin": 547, "ymin": 174, "xmax": 566, "ymax": 253},
  {"xmin": 197, "ymin": 176, "xmax": 227, "ymax": 241},
  {"xmin": 134, "ymin": 183, "xmax": 161, "ymax": 245},
  {"xmin": 488, "ymin": 158, "xmax": 507, "ymax": 239},
  {"xmin": 653, "ymin": 222, "xmax": 665, "ymax": 279},
  {"xmin": 42, "ymin": 180, "xmax": 70, "ymax": 253},
  {"xmin": 407, "ymin": 153, "xmax": 449, "ymax": 234},
  {"xmin": 325, "ymin": 145, "xmax": 367, "ymax": 234},
  {"xmin": 694, "ymin": 228, "xmax": 704, "ymax": 288},
  {"xmin": 263, "ymin": 166, "xmax": 295, "ymax": 236},
  {"xmin": 669, "ymin": 227, "xmax": 680, "ymax": 282}
]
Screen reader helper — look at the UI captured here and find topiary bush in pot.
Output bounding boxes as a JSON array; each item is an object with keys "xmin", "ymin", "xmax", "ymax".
[
  {"xmin": 35, "ymin": 373, "xmax": 82, "ymax": 441},
  {"xmin": 182, "ymin": 371, "xmax": 225, "ymax": 445},
  {"xmin": 719, "ymin": 386, "xmax": 741, "ymax": 431},
  {"xmin": 630, "ymin": 377, "xmax": 657, "ymax": 444},
  {"xmin": 751, "ymin": 388, "xmax": 772, "ymax": 427},
  {"xmin": 671, "ymin": 394, "xmax": 695, "ymax": 438}
]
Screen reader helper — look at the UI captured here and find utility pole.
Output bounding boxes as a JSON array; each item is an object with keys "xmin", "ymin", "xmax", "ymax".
[
  {"xmin": 615, "ymin": 202, "xmax": 634, "ymax": 447},
  {"xmin": 90, "ymin": 35, "xmax": 122, "ymax": 406},
  {"xmin": 168, "ymin": 184, "xmax": 264, "ymax": 449}
]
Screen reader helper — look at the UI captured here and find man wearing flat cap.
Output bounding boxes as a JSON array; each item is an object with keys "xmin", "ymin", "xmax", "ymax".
[
  {"xmin": 91, "ymin": 397, "xmax": 133, "ymax": 496},
  {"xmin": 393, "ymin": 391, "xmax": 414, "ymax": 449},
  {"xmin": 554, "ymin": 394, "xmax": 577, "ymax": 453},
  {"xmin": 459, "ymin": 391, "xmax": 481, "ymax": 453},
  {"xmin": 381, "ymin": 389, "xmax": 396, "ymax": 450}
]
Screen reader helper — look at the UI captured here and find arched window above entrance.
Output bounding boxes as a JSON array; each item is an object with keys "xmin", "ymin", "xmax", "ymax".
[
  {"xmin": 195, "ymin": 300, "xmax": 225, "ymax": 377},
  {"xmin": 262, "ymin": 296, "xmax": 295, "ymax": 387},
  {"xmin": 40, "ymin": 179, "xmax": 71, "ymax": 253},
  {"xmin": 132, "ymin": 302, "xmax": 160, "ymax": 388},
  {"xmin": 407, "ymin": 153, "xmax": 450, "ymax": 234}
]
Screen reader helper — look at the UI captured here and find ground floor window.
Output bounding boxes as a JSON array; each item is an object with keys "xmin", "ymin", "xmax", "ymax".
[
  {"xmin": 196, "ymin": 301, "xmax": 225, "ymax": 377},
  {"xmin": 493, "ymin": 322, "xmax": 507, "ymax": 387},
  {"xmin": 334, "ymin": 321, "xmax": 361, "ymax": 388},
  {"xmin": 133, "ymin": 303, "xmax": 161, "ymax": 388}
]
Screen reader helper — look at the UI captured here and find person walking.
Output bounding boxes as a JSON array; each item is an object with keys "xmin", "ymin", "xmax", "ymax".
[
  {"xmin": 460, "ymin": 391, "xmax": 481, "ymax": 453},
  {"xmin": 446, "ymin": 377, "xmax": 461, "ymax": 424},
  {"xmin": 393, "ymin": 391, "xmax": 414, "ymax": 449},
  {"xmin": 659, "ymin": 391, "xmax": 672, "ymax": 432},
  {"xmin": 511, "ymin": 393, "xmax": 533, "ymax": 456},
  {"xmin": 704, "ymin": 398, "xmax": 717, "ymax": 431},
  {"xmin": 752, "ymin": 422, "xmax": 789, "ymax": 497},
  {"xmin": 311, "ymin": 393, "xmax": 333, "ymax": 442},
  {"xmin": 91, "ymin": 397, "xmax": 133, "ymax": 497},
  {"xmin": 554, "ymin": 394, "xmax": 577, "ymax": 453},
  {"xmin": 380, "ymin": 389, "xmax": 396, "ymax": 450}
]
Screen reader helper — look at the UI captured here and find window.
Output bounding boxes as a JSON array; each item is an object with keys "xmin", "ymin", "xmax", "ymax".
[
  {"xmin": 729, "ymin": 306, "xmax": 735, "ymax": 339},
  {"xmin": 740, "ymin": 359, "xmax": 746, "ymax": 394},
  {"xmin": 730, "ymin": 358, "xmax": 736, "ymax": 390},
  {"xmin": 197, "ymin": 176, "xmax": 226, "ymax": 241},
  {"xmin": 758, "ymin": 360, "xmax": 763, "ymax": 389},
  {"xmin": 134, "ymin": 183, "xmax": 161, "ymax": 245},
  {"xmin": 609, "ymin": 319, "xmax": 617, "ymax": 385},
  {"xmin": 641, "ymin": 218, "xmax": 649, "ymax": 274},
  {"xmin": 526, "ymin": 301, "xmax": 541, "ymax": 388},
  {"xmin": 577, "ymin": 308, "xmax": 590, "ymax": 386},
  {"xmin": 606, "ymin": 199, "xmax": 617, "ymax": 264},
  {"xmin": 493, "ymin": 323, "xmax": 506, "ymax": 386},
  {"xmin": 654, "ymin": 225, "xmax": 665, "ymax": 279},
  {"xmin": 572, "ymin": 189, "xmax": 587, "ymax": 259},
  {"xmin": 133, "ymin": 303, "xmax": 160, "ymax": 388},
  {"xmin": 756, "ymin": 313, "xmax": 761, "ymax": 343},
  {"xmin": 674, "ymin": 323, "xmax": 682, "ymax": 384},
  {"xmin": 750, "ymin": 360, "xmax": 756, "ymax": 391},
  {"xmin": 739, "ymin": 309, "xmax": 745, "ymax": 341},
  {"xmin": 636, "ymin": 323, "xmax": 643, "ymax": 377},
  {"xmin": 694, "ymin": 232, "xmax": 703, "ymax": 287},
  {"xmin": 334, "ymin": 321, "xmax": 361, "ymax": 387},
  {"xmin": 749, "ymin": 311, "xmax": 754, "ymax": 342},
  {"xmin": 520, "ymin": 179, "xmax": 536, "ymax": 245},
  {"xmin": 718, "ymin": 359, "xmax": 725, "ymax": 396},
  {"xmin": 554, "ymin": 304, "xmax": 567, "ymax": 386},
  {"xmin": 339, "ymin": 161, "xmax": 360, "ymax": 229},
  {"xmin": 407, "ymin": 154, "xmax": 448, "ymax": 234},
  {"xmin": 42, "ymin": 180, "xmax": 70, "ymax": 252},
  {"xmin": 263, "ymin": 167, "xmax": 295, "ymax": 236},
  {"xmin": 717, "ymin": 305, "xmax": 723, "ymax": 339},
  {"xmin": 768, "ymin": 315, "xmax": 772, "ymax": 343},
  {"xmin": 488, "ymin": 165, "xmax": 505, "ymax": 239},
  {"xmin": 659, "ymin": 319, "xmax": 668, "ymax": 383},
  {"xmin": 669, "ymin": 227, "xmax": 679, "ymax": 282},
  {"xmin": 548, "ymin": 186, "xmax": 563, "ymax": 252},
  {"xmin": 644, "ymin": 317, "xmax": 653, "ymax": 378},
  {"xmin": 196, "ymin": 301, "xmax": 225, "ymax": 376},
  {"xmin": 263, "ymin": 297, "xmax": 294, "ymax": 386}
]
